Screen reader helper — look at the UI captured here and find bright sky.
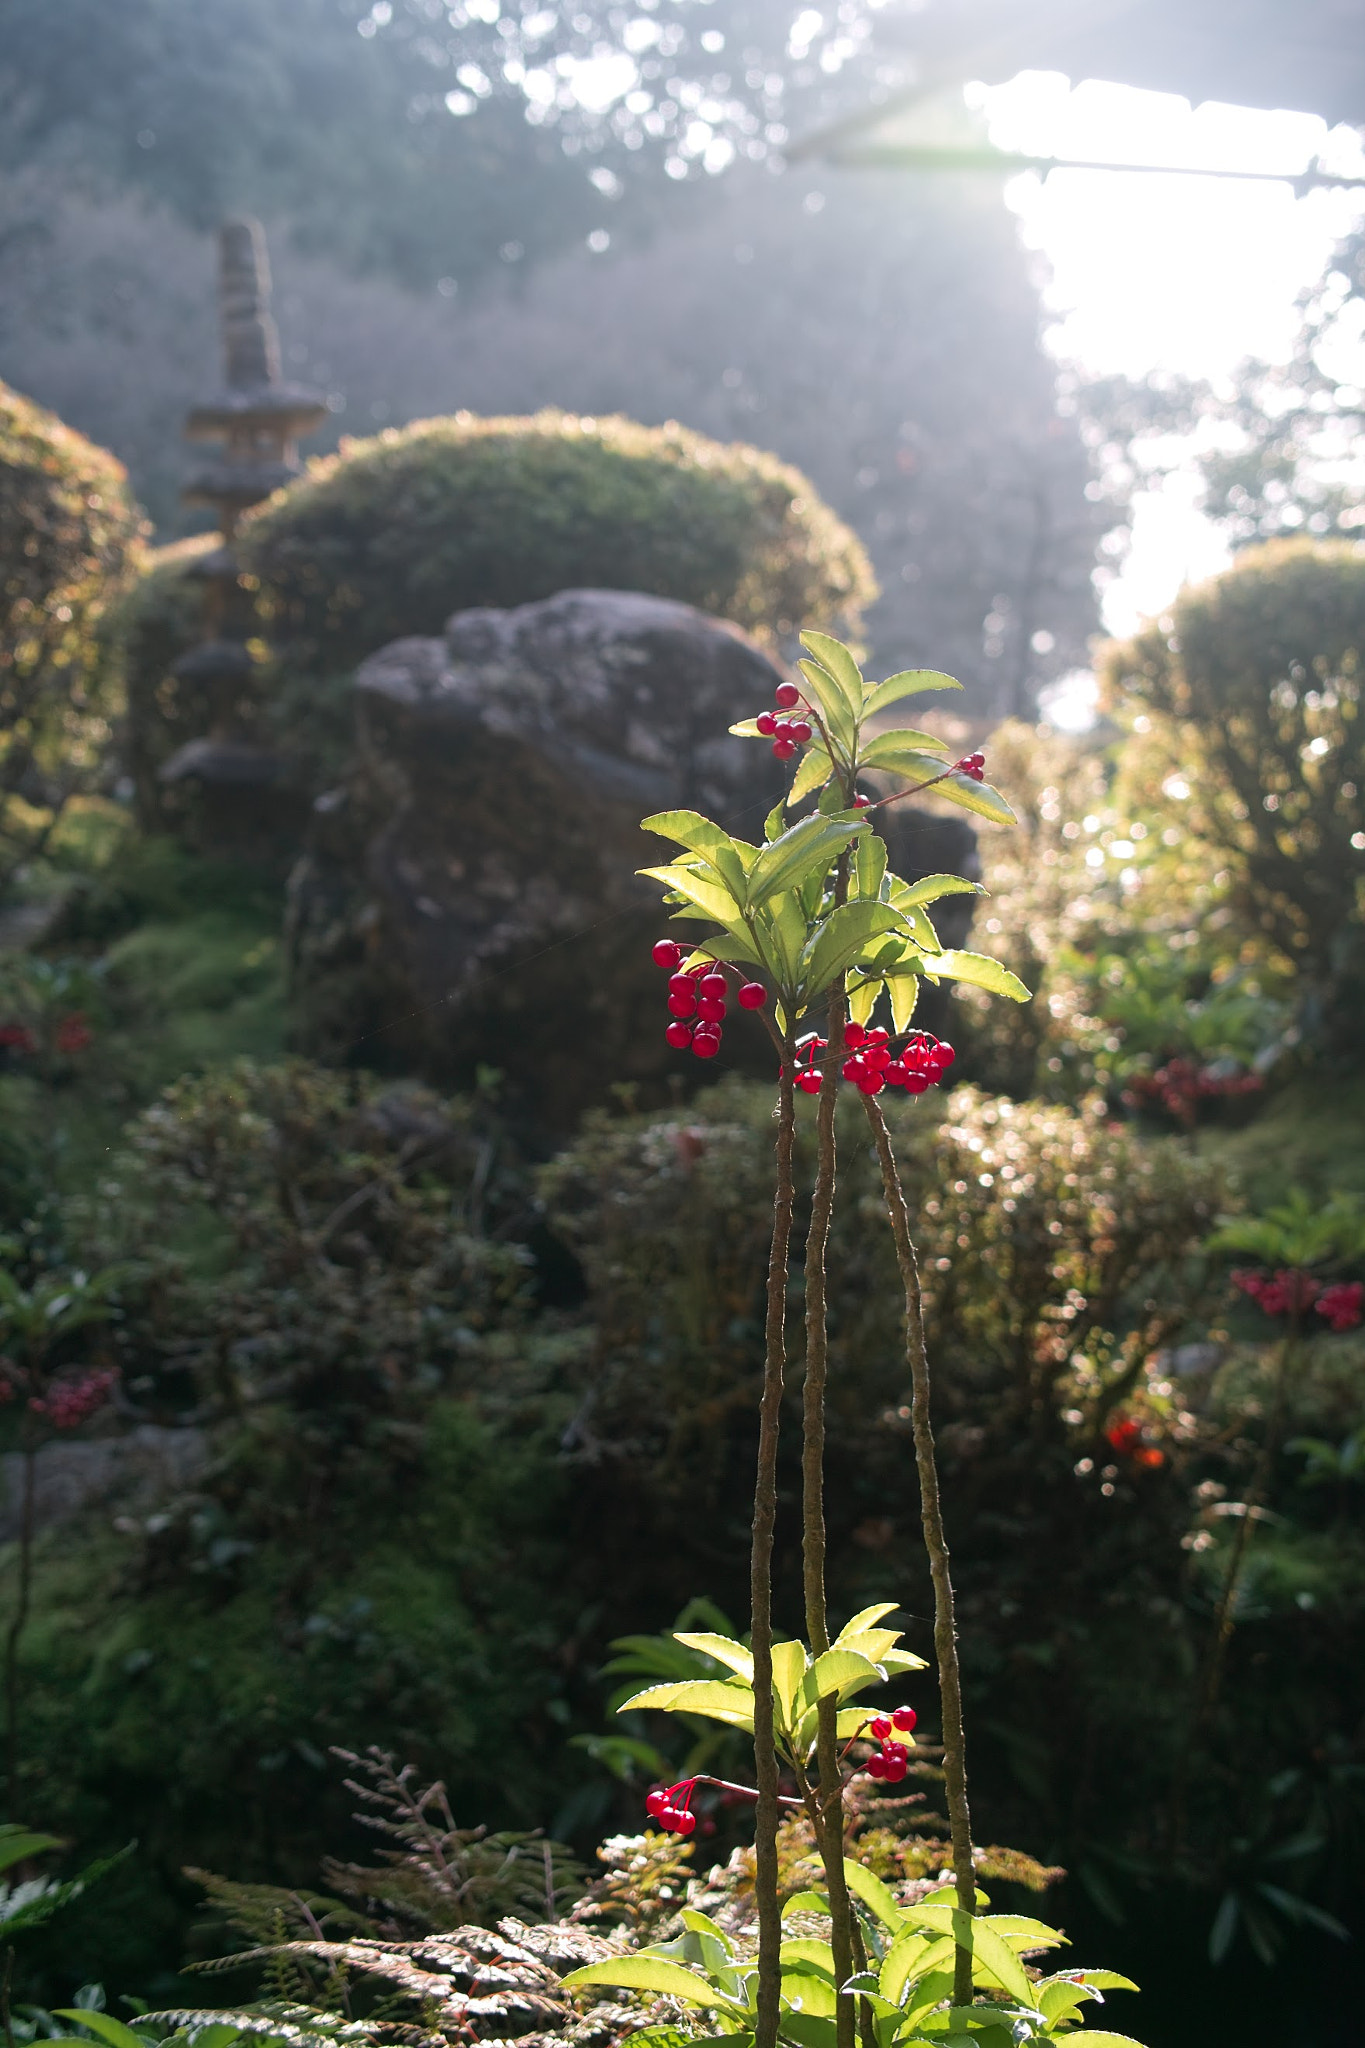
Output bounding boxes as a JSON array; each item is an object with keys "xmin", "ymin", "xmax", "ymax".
[{"xmin": 970, "ymin": 71, "xmax": 1365, "ymax": 717}]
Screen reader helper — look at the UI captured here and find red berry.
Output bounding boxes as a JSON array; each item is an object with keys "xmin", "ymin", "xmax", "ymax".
[
  {"xmin": 844, "ymin": 1022, "xmax": 866, "ymax": 1048},
  {"xmin": 756, "ymin": 711, "xmax": 778, "ymax": 736},
  {"xmin": 905, "ymin": 1072, "xmax": 930, "ymax": 1095},
  {"xmin": 666, "ymin": 1020, "xmax": 694, "ymax": 1049},
  {"xmin": 891, "ymin": 1707, "xmax": 917, "ymax": 1732},
  {"xmin": 653, "ymin": 940, "xmax": 684, "ymax": 969},
  {"xmin": 857, "ymin": 1069, "xmax": 886, "ymax": 1095},
  {"xmin": 773, "ymin": 739, "xmax": 796, "ymax": 760},
  {"xmin": 881, "ymin": 1741, "xmax": 908, "ymax": 1766},
  {"xmin": 668, "ymin": 972, "xmax": 695, "ymax": 997},
  {"xmin": 738, "ymin": 982, "xmax": 767, "ymax": 1010},
  {"xmin": 865, "ymin": 1045, "xmax": 891, "ymax": 1072},
  {"xmin": 646, "ymin": 1788, "xmax": 669, "ymax": 1817},
  {"xmin": 866, "ymin": 1027, "xmax": 889, "ymax": 1045},
  {"xmin": 865, "ymin": 1754, "xmax": 887, "ymax": 1780},
  {"xmin": 697, "ymin": 996, "xmax": 726, "ymax": 1022},
  {"xmin": 935, "ymin": 1042, "xmax": 955, "ymax": 1068},
  {"xmin": 775, "ymin": 682, "xmax": 801, "ymax": 708},
  {"xmin": 853, "ymin": 793, "xmax": 871, "ymax": 809},
  {"xmin": 842, "ymin": 1057, "xmax": 865, "ymax": 1082},
  {"xmin": 700, "ymin": 972, "xmax": 728, "ymax": 999},
  {"xmin": 797, "ymin": 1071, "xmax": 822, "ymax": 1094},
  {"xmin": 692, "ymin": 1031, "xmax": 721, "ymax": 1059},
  {"xmin": 885, "ymin": 1063, "xmax": 908, "ymax": 1088},
  {"xmin": 675, "ymin": 1810, "xmax": 697, "ymax": 1836},
  {"xmin": 790, "ymin": 719, "xmax": 813, "ymax": 744},
  {"xmin": 881, "ymin": 1756, "xmax": 908, "ymax": 1784},
  {"xmin": 869, "ymin": 1716, "xmax": 893, "ymax": 1741},
  {"xmin": 668, "ymin": 991, "xmax": 698, "ymax": 1018}
]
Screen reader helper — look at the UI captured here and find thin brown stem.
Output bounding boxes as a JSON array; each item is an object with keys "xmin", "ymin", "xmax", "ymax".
[
  {"xmin": 802, "ymin": 869, "xmax": 855, "ymax": 2048},
  {"xmin": 861, "ymin": 1095, "xmax": 976, "ymax": 2010},
  {"xmin": 752, "ymin": 1034, "xmax": 797, "ymax": 2048}
]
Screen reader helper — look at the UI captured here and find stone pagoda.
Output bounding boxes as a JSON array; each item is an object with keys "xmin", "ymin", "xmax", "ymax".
[{"xmin": 158, "ymin": 218, "xmax": 326, "ymax": 855}]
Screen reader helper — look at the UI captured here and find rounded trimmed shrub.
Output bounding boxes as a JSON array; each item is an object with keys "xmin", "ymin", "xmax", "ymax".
[
  {"xmin": 0, "ymin": 381, "xmax": 146, "ymax": 814},
  {"xmin": 239, "ymin": 408, "xmax": 875, "ymax": 673}
]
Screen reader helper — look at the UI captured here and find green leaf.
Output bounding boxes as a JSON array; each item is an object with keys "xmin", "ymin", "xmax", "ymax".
[
  {"xmin": 843, "ymin": 1859, "xmax": 904, "ymax": 1932},
  {"xmin": 838, "ymin": 1604, "xmax": 901, "ymax": 1637},
  {"xmin": 879, "ymin": 1647, "xmax": 928, "ymax": 1671},
  {"xmin": 834, "ymin": 1708, "xmax": 875, "ymax": 1738},
  {"xmin": 764, "ymin": 802, "xmax": 787, "ymax": 843},
  {"xmin": 681, "ymin": 1908, "xmax": 737, "ymax": 1953},
  {"xmin": 780, "ymin": 1939, "xmax": 835, "ymax": 1976},
  {"xmin": 801, "ymin": 902, "xmax": 904, "ymax": 998},
  {"xmin": 952, "ymin": 1913, "xmax": 1033, "ymax": 2006},
  {"xmin": 729, "ymin": 718, "xmax": 768, "ymax": 736},
  {"xmin": 797, "ymin": 1649, "xmax": 884, "ymax": 1715},
  {"xmin": 759, "ymin": 894, "xmax": 810, "ymax": 986},
  {"xmin": 800, "ymin": 632, "xmax": 865, "ymax": 713},
  {"xmin": 897, "ymin": 904, "xmax": 943, "ymax": 954},
  {"xmin": 787, "ymin": 744, "xmax": 835, "ymax": 808},
  {"xmin": 53, "ymin": 2017, "xmax": 154, "ymax": 2048},
  {"xmin": 859, "ymin": 730, "xmax": 950, "ymax": 772},
  {"xmin": 1059, "ymin": 2036, "xmax": 1147, "ymax": 2047},
  {"xmin": 930, "ymin": 773, "xmax": 1017, "ymax": 828},
  {"xmin": 783, "ymin": 1890, "xmax": 831, "ymax": 1919},
  {"xmin": 854, "ymin": 831, "xmax": 888, "ymax": 901},
  {"xmin": 640, "ymin": 863, "xmax": 742, "ymax": 925},
  {"xmin": 562, "ymin": 1958, "xmax": 741, "ymax": 2008},
  {"xmin": 674, "ymin": 1633, "xmax": 754, "ymax": 1682},
  {"xmin": 642, "ymin": 810, "xmax": 743, "ymax": 866},
  {"xmin": 890, "ymin": 873, "xmax": 985, "ymax": 908},
  {"xmin": 684, "ymin": 933, "xmax": 764, "ymax": 969},
  {"xmin": 748, "ymin": 813, "xmax": 865, "ymax": 911},
  {"xmin": 779, "ymin": 1966, "xmax": 838, "ymax": 2019},
  {"xmin": 887, "ymin": 970, "xmax": 921, "ymax": 1033},
  {"xmin": 847, "ymin": 978, "xmax": 882, "ymax": 1028},
  {"xmin": 854, "ymin": 745, "xmax": 951, "ymax": 788},
  {"xmin": 771, "ymin": 1640, "xmax": 808, "ymax": 1733},
  {"xmin": 0, "ymin": 1827, "xmax": 63, "ymax": 1875},
  {"xmin": 861, "ymin": 669, "xmax": 962, "ymax": 717},
  {"xmin": 618, "ymin": 1679, "xmax": 755, "ymax": 1730},
  {"xmin": 796, "ymin": 663, "xmax": 856, "ymax": 755},
  {"xmin": 922, "ymin": 951, "xmax": 1030, "ymax": 1003},
  {"xmin": 880, "ymin": 1931, "xmax": 956, "ymax": 2004},
  {"xmin": 1065, "ymin": 1973, "xmax": 1138, "ymax": 1993}
]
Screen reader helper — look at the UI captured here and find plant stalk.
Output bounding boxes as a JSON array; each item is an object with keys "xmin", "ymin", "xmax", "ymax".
[
  {"xmin": 862, "ymin": 1095, "xmax": 976, "ymax": 2010},
  {"xmin": 752, "ymin": 1035, "xmax": 797, "ymax": 2048}
]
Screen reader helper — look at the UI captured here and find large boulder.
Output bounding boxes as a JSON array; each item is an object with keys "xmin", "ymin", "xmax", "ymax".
[{"xmin": 285, "ymin": 588, "xmax": 975, "ymax": 1126}]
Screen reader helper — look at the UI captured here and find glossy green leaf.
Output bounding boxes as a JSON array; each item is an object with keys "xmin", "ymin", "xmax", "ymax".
[
  {"xmin": 748, "ymin": 813, "xmax": 865, "ymax": 910},
  {"xmin": 780, "ymin": 1939, "xmax": 836, "ymax": 1976},
  {"xmin": 800, "ymin": 632, "xmax": 864, "ymax": 711},
  {"xmin": 798, "ymin": 662, "xmax": 857, "ymax": 754},
  {"xmin": 890, "ymin": 873, "xmax": 985, "ymax": 908},
  {"xmin": 898, "ymin": 903, "xmax": 943, "ymax": 954},
  {"xmin": 681, "ymin": 1908, "xmax": 737, "ymax": 1952},
  {"xmin": 843, "ymin": 1858, "xmax": 904, "ymax": 1932},
  {"xmin": 642, "ymin": 810, "xmax": 744, "ymax": 866},
  {"xmin": 922, "ymin": 950, "xmax": 1030, "ymax": 1002},
  {"xmin": 855, "ymin": 744, "xmax": 952, "ymax": 791},
  {"xmin": 788, "ymin": 744, "xmax": 835, "ymax": 808},
  {"xmin": 778, "ymin": 2013, "xmax": 839, "ymax": 2048},
  {"xmin": 771, "ymin": 1639, "xmax": 808, "ymax": 1731},
  {"xmin": 783, "ymin": 1890, "xmax": 832, "ymax": 1919},
  {"xmin": 1068, "ymin": 1972, "xmax": 1138, "ymax": 1992},
  {"xmin": 674, "ymin": 1633, "xmax": 755, "ymax": 1681},
  {"xmin": 797, "ymin": 1649, "xmax": 884, "ymax": 1715},
  {"xmin": 854, "ymin": 830, "xmax": 888, "ymax": 901},
  {"xmin": 764, "ymin": 801, "xmax": 787, "ymax": 843},
  {"xmin": 640, "ymin": 863, "xmax": 742, "ymax": 925},
  {"xmin": 930, "ymin": 772, "xmax": 1018, "ymax": 828},
  {"xmin": 859, "ymin": 729, "xmax": 950, "ymax": 772},
  {"xmin": 835, "ymin": 1707, "xmax": 875, "ymax": 1738},
  {"xmin": 887, "ymin": 969, "xmax": 921, "ymax": 1033},
  {"xmin": 981, "ymin": 1915, "xmax": 1067, "ymax": 1952},
  {"xmin": 802, "ymin": 902, "xmax": 904, "ymax": 998},
  {"xmin": 1060, "ymin": 2036, "xmax": 1147, "ymax": 2047},
  {"xmin": 847, "ymin": 977, "xmax": 882, "ymax": 1028},
  {"xmin": 684, "ymin": 933, "xmax": 764, "ymax": 969},
  {"xmin": 879, "ymin": 1647, "xmax": 929, "ymax": 1672},
  {"xmin": 837, "ymin": 1604, "xmax": 902, "ymax": 1637},
  {"xmin": 562, "ymin": 1958, "xmax": 740, "ymax": 2008},
  {"xmin": 880, "ymin": 1930, "xmax": 956, "ymax": 2004},
  {"xmin": 729, "ymin": 718, "xmax": 768, "ymax": 737},
  {"xmin": 780, "ymin": 1967, "xmax": 838, "ymax": 2019},
  {"xmin": 618, "ymin": 1679, "xmax": 755, "ymax": 1729},
  {"xmin": 861, "ymin": 669, "xmax": 962, "ymax": 717},
  {"xmin": 952, "ymin": 1913, "xmax": 1033, "ymax": 2006},
  {"xmin": 761, "ymin": 892, "xmax": 810, "ymax": 986}
]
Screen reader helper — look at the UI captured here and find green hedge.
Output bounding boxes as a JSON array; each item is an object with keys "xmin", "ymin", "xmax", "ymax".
[{"xmin": 239, "ymin": 409, "xmax": 875, "ymax": 675}]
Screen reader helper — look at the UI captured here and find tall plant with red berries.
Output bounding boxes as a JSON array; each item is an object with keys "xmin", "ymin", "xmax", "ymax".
[{"xmin": 632, "ymin": 634, "xmax": 1030, "ymax": 2039}]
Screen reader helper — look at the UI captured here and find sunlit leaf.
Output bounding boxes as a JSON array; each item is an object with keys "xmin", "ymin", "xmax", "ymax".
[
  {"xmin": 859, "ymin": 729, "xmax": 950, "ymax": 771},
  {"xmin": 890, "ymin": 873, "xmax": 985, "ymax": 908},
  {"xmin": 800, "ymin": 632, "xmax": 864, "ymax": 712},
  {"xmin": 922, "ymin": 950, "xmax": 1030, "ymax": 1002},
  {"xmin": 748, "ymin": 813, "xmax": 865, "ymax": 910},
  {"xmin": 562, "ymin": 1958, "xmax": 741, "ymax": 2008},
  {"xmin": 771, "ymin": 1639, "xmax": 808, "ymax": 1733},
  {"xmin": 798, "ymin": 661, "xmax": 857, "ymax": 753},
  {"xmin": 931, "ymin": 772, "xmax": 1018, "ymax": 828},
  {"xmin": 887, "ymin": 970, "xmax": 921, "ymax": 1033},
  {"xmin": 842, "ymin": 1860, "xmax": 904, "ymax": 1932},
  {"xmin": 853, "ymin": 830, "xmax": 887, "ymax": 901},
  {"xmin": 801, "ymin": 902, "xmax": 904, "ymax": 998},
  {"xmin": 674, "ymin": 1633, "xmax": 754, "ymax": 1681},
  {"xmin": 787, "ymin": 745, "xmax": 834, "ymax": 808},
  {"xmin": 640, "ymin": 864, "xmax": 742, "ymax": 925},
  {"xmin": 836, "ymin": 1603, "xmax": 902, "ymax": 1639},
  {"xmin": 861, "ymin": 669, "xmax": 962, "ymax": 717},
  {"xmin": 797, "ymin": 1649, "xmax": 883, "ymax": 1715},
  {"xmin": 847, "ymin": 977, "xmax": 882, "ymax": 1028}
]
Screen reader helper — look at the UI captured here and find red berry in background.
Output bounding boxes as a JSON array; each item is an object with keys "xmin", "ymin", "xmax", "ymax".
[
  {"xmin": 756, "ymin": 711, "xmax": 778, "ymax": 736},
  {"xmin": 844, "ymin": 1021, "xmax": 866, "ymax": 1048},
  {"xmin": 790, "ymin": 719, "xmax": 813, "ymax": 744},
  {"xmin": 775, "ymin": 681, "xmax": 801, "ymax": 708},
  {"xmin": 798, "ymin": 1071, "xmax": 822, "ymax": 1094},
  {"xmin": 697, "ymin": 996, "xmax": 726, "ymax": 1022},
  {"xmin": 773, "ymin": 738, "xmax": 796, "ymax": 760},
  {"xmin": 865, "ymin": 1754, "xmax": 888, "ymax": 1780},
  {"xmin": 55, "ymin": 1013, "xmax": 93, "ymax": 1054},
  {"xmin": 666, "ymin": 1020, "xmax": 694, "ymax": 1049},
  {"xmin": 668, "ymin": 991, "xmax": 698, "ymax": 1018},
  {"xmin": 869, "ymin": 1716, "xmax": 893, "ymax": 1740},
  {"xmin": 891, "ymin": 1707, "xmax": 917, "ymax": 1732},
  {"xmin": 700, "ymin": 972, "xmax": 728, "ymax": 999},
  {"xmin": 738, "ymin": 982, "xmax": 767, "ymax": 1009},
  {"xmin": 653, "ymin": 940, "xmax": 684, "ymax": 969}
]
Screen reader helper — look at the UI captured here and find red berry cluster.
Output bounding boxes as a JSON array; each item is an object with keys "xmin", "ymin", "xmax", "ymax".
[
  {"xmin": 864, "ymin": 1706, "xmax": 916, "ymax": 1782},
  {"xmin": 841, "ymin": 1022, "xmax": 955, "ymax": 1096},
  {"xmin": 646, "ymin": 1779, "xmax": 698, "ymax": 1835},
  {"xmin": 1104, "ymin": 1416, "xmax": 1165, "ymax": 1469},
  {"xmin": 55, "ymin": 1011, "xmax": 93, "ymax": 1055},
  {"xmin": 1232, "ymin": 1267, "xmax": 1363, "ymax": 1331},
  {"xmin": 0, "ymin": 1023, "xmax": 35, "ymax": 1056},
  {"xmin": 28, "ymin": 1368, "xmax": 118, "ymax": 1430},
  {"xmin": 755, "ymin": 680, "xmax": 814, "ymax": 760},
  {"xmin": 954, "ymin": 752, "xmax": 987, "ymax": 783},
  {"xmin": 794, "ymin": 1033, "xmax": 829, "ymax": 1094},
  {"xmin": 652, "ymin": 941, "xmax": 765, "ymax": 1060}
]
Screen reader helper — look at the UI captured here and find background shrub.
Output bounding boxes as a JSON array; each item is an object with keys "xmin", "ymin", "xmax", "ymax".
[
  {"xmin": 0, "ymin": 379, "xmax": 146, "ymax": 876},
  {"xmin": 1101, "ymin": 540, "xmax": 1365, "ymax": 1054}
]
